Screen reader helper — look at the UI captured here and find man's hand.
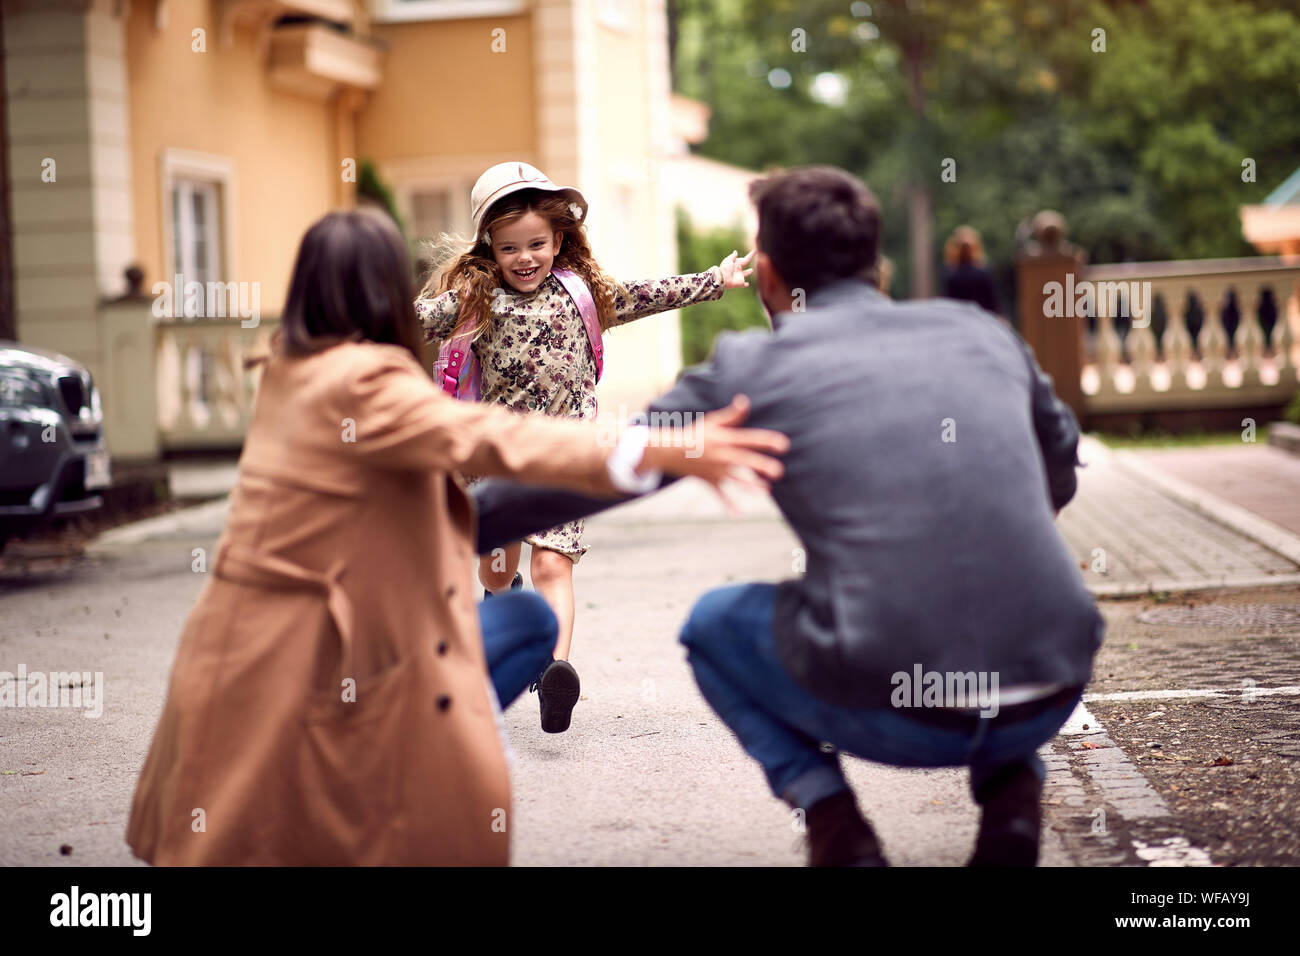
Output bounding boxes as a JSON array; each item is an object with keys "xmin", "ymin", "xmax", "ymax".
[
  {"xmin": 718, "ymin": 250, "xmax": 756, "ymax": 289},
  {"xmin": 640, "ymin": 395, "xmax": 789, "ymax": 514}
]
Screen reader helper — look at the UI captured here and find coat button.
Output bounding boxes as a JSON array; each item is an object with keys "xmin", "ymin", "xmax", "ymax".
[
  {"xmin": 437, "ymin": 641, "xmax": 448, "ymax": 656},
  {"xmin": 437, "ymin": 695, "xmax": 451, "ymax": 712}
]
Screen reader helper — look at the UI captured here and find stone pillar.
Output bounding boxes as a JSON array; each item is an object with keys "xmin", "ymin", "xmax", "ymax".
[
  {"xmin": 100, "ymin": 295, "xmax": 160, "ymax": 460},
  {"xmin": 534, "ymin": 0, "xmax": 587, "ymax": 194},
  {"xmin": 1016, "ymin": 211, "xmax": 1086, "ymax": 421},
  {"xmin": 2, "ymin": 0, "xmax": 135, "ymax": 382}
]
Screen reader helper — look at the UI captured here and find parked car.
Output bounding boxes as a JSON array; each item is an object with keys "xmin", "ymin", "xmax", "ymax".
[{"xmin": 0, "ymin": 341, "xmax": 110, "ymax": 553}]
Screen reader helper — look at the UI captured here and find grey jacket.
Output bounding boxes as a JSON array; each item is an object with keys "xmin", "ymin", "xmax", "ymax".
[{"xmin": 474, "ymin": 279, "xmax": 1103, "ymax": 708}]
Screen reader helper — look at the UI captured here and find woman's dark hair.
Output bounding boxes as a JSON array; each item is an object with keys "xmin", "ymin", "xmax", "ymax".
[
  {"xmin": 279, "ymin": 207, "xmax": 423, "ymax": 362},
  {"xmin": 748, "ymin": 165, "xmax": 880, "ymax": 296}
]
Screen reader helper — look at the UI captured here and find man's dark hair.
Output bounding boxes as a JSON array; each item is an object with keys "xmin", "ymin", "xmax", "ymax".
[
  {"xmin": 748, "ymin": 165, "xmax": 880, "ymax": 296},
  {"xmin": 280, "ymin": 206, "xmax": 424, "ymax": 362}
]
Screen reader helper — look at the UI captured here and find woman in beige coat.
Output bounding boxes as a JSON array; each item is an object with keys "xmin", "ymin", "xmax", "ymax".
[{"xmin": 125, "ymin": 208, "xmax": 786, "ymax": 866}]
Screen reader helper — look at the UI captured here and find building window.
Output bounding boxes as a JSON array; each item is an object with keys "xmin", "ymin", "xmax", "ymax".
[
  {"xmin": 171, "ymin": 178, "xmax": 223, "ymax": 315},
  {"xmin": 410, "ymin": 187, "xmax": 458, "ymax": 241},
  {"xmin": 159, "ymin": 149, "xmax": 236, "ymax": 320}
]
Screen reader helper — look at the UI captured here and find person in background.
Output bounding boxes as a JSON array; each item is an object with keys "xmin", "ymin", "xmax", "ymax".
[
  {"xmin": 876, "ymin": 254, "xmax": 895, "ymax": 297},
  {"xmin": 942, "ymin": 225, "xmax": 1000, "ymax": 317}
]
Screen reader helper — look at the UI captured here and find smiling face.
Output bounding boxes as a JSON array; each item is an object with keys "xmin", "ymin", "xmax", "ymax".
[{"xmin": 489, "ymin": 210, "xmax": 562, "ymax": 294}]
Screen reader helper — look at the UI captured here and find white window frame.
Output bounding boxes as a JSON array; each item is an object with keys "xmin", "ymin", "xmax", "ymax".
[
  {"xmin": 172, "ymin": 180, "xmax": 221, "ymax": 296},
  {"xmin": 158, "ymin": 149, "xmax": 237, "ymax": 319},
  {"xmin": 371, "ymin": 0, "xmax": 527, "ymax": 22}
]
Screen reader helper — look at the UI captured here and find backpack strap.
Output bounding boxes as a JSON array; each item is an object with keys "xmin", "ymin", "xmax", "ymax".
[
  {"xmin": 551, "ymin": 266, "xmax": 604, "ymax": 382},
  {"xmin": 435, "ymin": 330, "xmax": 478, "ymax": 399}
]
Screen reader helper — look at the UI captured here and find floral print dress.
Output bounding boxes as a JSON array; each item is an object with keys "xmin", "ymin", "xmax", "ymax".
[{"xmin": 416, "ymin": 267, "xmax": 724, "ymax": 562}]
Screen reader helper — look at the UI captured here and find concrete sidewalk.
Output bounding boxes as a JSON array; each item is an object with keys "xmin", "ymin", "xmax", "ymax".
[
  {"xmin": 1123, "ymin": 442, "xmax": 1300, "ymax": 539},
  {"xmin": 1058, "ymin": 438, "xmax": 1300, "ymax": 596}
]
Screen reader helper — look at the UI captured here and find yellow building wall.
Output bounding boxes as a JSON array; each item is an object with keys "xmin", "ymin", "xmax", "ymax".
[
  {"xmin": 587, "ymin": 8, "xmax": 685, "ymax": 412},
  {"xmin": 591, "ymin": 17, "xmax": 653, "ymax": 276},
  {"xmin": 125, "ymin": 0, "xmax": 340, "ymax": 314},
  {"xmin": 357, "ymin": 16, "xmax": 537, "ymax": 161}
]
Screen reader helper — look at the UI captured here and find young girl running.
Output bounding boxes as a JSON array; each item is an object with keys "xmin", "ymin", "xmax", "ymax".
[{"xmin": 415, "ymin": 161, "xmax": 754, "ymax": 734}]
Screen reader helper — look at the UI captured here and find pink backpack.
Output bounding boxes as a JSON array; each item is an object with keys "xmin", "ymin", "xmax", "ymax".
[{"xmin": 433, "ymin": 267, "xmax": 604, "ymax": 401}]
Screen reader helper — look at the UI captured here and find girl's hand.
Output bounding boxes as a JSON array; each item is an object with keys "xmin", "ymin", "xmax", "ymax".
[
  {"xmin": 640, "ymin": 395, "xmax": 789, "ymax": 515},
  {"xmin": 718, "ymin": 250, "xmax": 756, "ymax": 289}
]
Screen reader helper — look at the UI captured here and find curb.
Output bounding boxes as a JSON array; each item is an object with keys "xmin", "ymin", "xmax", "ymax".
[
  {"xmin": 85, "ymin": 495, "xmax": 230, "ymax": 553},
  {"xmin": 1269, "ymin": 421, "xmax": 1300, "ymax": 457}
]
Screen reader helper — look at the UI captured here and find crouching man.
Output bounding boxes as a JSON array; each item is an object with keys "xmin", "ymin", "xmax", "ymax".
[{"xmin": 473, "ymin": 165, "xmax": 1104, "ymax": 866}]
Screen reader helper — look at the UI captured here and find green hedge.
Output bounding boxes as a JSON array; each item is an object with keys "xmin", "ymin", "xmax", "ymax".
[{"xmin": 675, "ymin": 209, "xmax": 769, "ymax": 368}]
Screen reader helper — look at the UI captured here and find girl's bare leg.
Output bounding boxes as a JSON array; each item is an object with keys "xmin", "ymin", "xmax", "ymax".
[
  {"xmin": 478, "ymin": 541, "xmax": 523, "ymax": 593},
  {"xmin": 530, "ymin": 546, "xmax": 576, "ymax": 660}
]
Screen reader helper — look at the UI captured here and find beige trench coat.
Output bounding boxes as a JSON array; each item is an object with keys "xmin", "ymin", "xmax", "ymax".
[{"xmin": 126, "ymin": 341, "xmax": 614, "ymax": 865}]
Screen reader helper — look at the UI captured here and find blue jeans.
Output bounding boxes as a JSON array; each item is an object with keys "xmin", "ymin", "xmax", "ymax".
[
  {"xmin": 479, "ymin": 591, "xmax": 556, "ymax": 707},
  {"xmin": 680, "ymin": 583, "xmax": 1083, "ymax": 810}
]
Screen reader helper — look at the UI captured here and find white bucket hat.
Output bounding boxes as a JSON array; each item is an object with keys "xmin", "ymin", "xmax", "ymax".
[{"xmin": 470, "ymin": 161, "xmax": 588, "ymax": 245}]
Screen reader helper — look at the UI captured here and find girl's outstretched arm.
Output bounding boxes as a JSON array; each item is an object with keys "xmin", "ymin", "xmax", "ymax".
[
  {"xmin": 414, "ymin": 289, "xmax": 461, "ymax": 342},
  {"xmin": 611, "ymin": 250, "xmax": 755, "ymax": 326},
  {"xmin": 612, "ymin": 268, "xmax": 722, "ymax": 325}
]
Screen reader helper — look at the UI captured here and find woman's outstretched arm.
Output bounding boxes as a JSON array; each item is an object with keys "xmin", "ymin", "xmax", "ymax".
[{"xmin": 343, "ymin": 344, "xmax": 785, "ymax": 504}]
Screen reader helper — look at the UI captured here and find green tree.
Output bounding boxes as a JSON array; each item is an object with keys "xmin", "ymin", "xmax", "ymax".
[
  {"xmin": 357, "ymin": 159, "xmax": 406, "ymax": 239},
  {"xmin": 675, "ymin": 210, "xmax": 768, "ymax": 366},
  {"xmin": 668, "ymin": 0, "xmax": 1300, "ymax": 309}
]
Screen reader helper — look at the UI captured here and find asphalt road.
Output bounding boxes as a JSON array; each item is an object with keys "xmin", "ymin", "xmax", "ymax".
[{"xmin": 0, "ymin": 483, "xmax": 1075, "ymax": 867}]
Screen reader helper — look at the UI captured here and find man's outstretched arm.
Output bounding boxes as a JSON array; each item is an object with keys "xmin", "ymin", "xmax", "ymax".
[
  {"xmin": 471, "ymin": 362, "xmax": 726, "ymax": 555},
  {"xmin": 1019, "ymin": 337, "xmax": 1082, "ymax": 511}
]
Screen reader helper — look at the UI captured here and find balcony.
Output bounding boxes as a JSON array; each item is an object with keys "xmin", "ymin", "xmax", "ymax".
[{"xmin": 266, "ymin": 21, "xmax": 382, "ymax": 100}]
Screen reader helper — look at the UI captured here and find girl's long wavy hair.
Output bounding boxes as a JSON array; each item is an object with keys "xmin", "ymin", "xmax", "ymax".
[{"xmin": 418, "ymin": 189, "xmax": 627, "ymax": 344}]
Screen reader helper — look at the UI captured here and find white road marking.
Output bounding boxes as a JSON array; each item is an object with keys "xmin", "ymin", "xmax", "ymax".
[
  {"xmin": 1133, "ymin": 837, "xmax": 1215, "ymax": 867},
  {"xmin": 1085, "ymin": 685, "xmax": 1300, "ymax": 703},
  {"xmin": 1053, "ymin": 702, "xmax": 1217, "ymax": 866}
]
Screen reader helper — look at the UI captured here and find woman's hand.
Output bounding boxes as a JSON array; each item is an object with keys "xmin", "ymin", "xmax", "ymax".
[
  {"xmin": 718, "ymin": 250, "xmax": 756, "ymax": 289},
  {"xmin": 640, "ymin": 396, "xmax": 789, "ymax": 513}
]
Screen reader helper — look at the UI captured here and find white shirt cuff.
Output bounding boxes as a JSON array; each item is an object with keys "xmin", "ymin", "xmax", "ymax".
[{"xmin": 606, "ymin": 425, "xmax": 663, "ymax": 494}]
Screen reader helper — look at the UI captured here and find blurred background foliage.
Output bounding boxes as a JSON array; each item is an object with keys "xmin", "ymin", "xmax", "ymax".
[
  {"xmin": 675, "ymin": 210, "xmax": 769, "ymax": 364},
  {"xmin": 667, "ymin": 0, "xmax": 1300, "ymax": 347}
]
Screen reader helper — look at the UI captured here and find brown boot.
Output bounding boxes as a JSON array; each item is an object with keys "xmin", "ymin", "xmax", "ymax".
[
  {"xmin": 805, "ymin": 790, "xmax": 888, "ymax": 867},
  {"xmin": 968, "ymin": 762, "xmax": 1042, "ymax": 867}
]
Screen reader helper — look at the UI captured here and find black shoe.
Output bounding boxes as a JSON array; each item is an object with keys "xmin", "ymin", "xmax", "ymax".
[
  {"xmin": 805, "ymin": 790, "xmax": 888, "ymax": 867},
  {"xmin": 483, "ymin": 572, "xmax": 524, "ymax": 600},
  {"xmin": 537, "ymin": 660, "xmax": 580, "ymax": 734},
  {"xmin": 968, "ymin": 762, "xmax": 1043, "ymax": 867},
  {"xmin": 528, "ymin": 662, "xmax": 546, "ymax": 694}
]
